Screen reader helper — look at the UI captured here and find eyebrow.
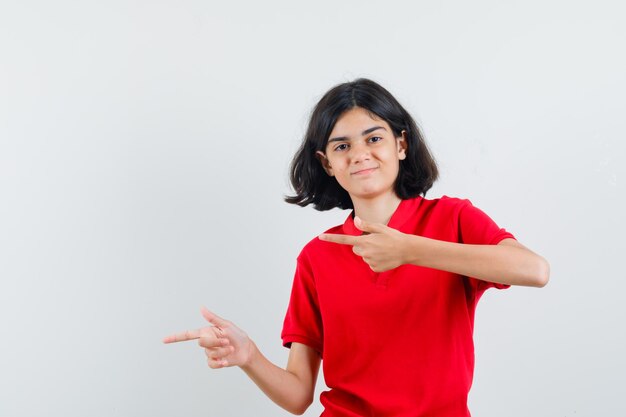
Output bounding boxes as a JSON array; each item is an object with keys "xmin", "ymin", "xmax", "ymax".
[{"xmin": 328, "ymin": 126, "xmax": 387, "ymax": 143}]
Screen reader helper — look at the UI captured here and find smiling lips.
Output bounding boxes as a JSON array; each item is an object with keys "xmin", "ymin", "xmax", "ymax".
[{"xmin": 351, "ymin": 167, "xmax": 378, "ymax": 175}]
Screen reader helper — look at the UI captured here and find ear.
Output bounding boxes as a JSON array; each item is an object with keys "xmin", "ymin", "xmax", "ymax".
[
  {"xmin": 397, "ymin": 130, "xmax": 408, "ymax": 160},
  {"xmin": 315, "ymin": 151, "xmax": 334, "ymax": 176}
]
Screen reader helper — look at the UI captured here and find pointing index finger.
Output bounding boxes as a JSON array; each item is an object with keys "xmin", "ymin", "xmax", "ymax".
[
  {"xmin": 318, "ymin": 233, "xmax": 360, "ymax": 246},
  {"xmin": 162, "ymin": 328, "xmax": 202, "ymax": 344}
]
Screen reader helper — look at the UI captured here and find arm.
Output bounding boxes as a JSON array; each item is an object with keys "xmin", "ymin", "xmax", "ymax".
[
  {"xmin": 241, "ymin": 342, "xmax": 320, "ymax": 415},
  {"xmin": 163, "ymin": 308, "xmax": 320, "ymax": 415},
  {"xmin": 403, "ymin": 236, "xmax": 550, "ymax": 287},
  {"xmin": 319, "ymin": 216, "xmax": 550, "ymax": 288}
]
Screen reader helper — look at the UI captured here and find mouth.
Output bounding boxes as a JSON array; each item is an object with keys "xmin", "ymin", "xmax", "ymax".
[{"xmin": 351, "ymin": 167, "xmax": 378, "ymax": 175}]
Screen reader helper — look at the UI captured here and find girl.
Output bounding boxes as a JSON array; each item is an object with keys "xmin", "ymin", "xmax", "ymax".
[{"xmin": 163, "ymin": 78, "xmax": 549, "ymax": 416}]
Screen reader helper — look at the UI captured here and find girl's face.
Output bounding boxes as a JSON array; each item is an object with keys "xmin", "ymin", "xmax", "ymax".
[{"xmin": 316, "ymin": 107, "xmax": 407, "ymax": 202}]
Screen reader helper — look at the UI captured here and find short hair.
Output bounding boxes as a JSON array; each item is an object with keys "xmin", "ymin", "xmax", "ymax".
[{"xmin": 285, "ymin": 78, "xmax": 439, "ymax": 211}]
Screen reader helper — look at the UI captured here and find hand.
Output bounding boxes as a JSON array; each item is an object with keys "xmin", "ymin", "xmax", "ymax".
[
  {"xmin": 318, "ymin": 216, "xmax": 413, "ymax": 272},
  {"xmin": 163, "ymin": 307, "xmax": 254, "ymax": 369}
]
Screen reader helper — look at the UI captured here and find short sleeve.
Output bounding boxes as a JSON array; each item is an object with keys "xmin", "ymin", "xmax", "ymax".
[
  {"xmin": 457, "ymin": 199, "xmax": 516, "ymax": 292},
  {"xmin": 281, "ymin": 253, "xmax": 324, "ymax": 356}
]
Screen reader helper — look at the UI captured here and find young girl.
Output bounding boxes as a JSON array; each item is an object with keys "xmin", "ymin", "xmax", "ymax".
[{"xmin": 163, "ymin": 78, "xmax": 549, "ymax": 416}]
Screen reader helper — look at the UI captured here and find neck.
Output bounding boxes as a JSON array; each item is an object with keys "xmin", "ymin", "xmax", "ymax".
[{"xmin": 351, "ymin": 192, "xmax": 402, "ymax": 226}]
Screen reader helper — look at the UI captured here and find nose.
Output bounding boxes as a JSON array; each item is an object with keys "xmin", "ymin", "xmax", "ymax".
[{"xmin": 349, "ymin": 141, "xmax": 370, "ymax": 164}]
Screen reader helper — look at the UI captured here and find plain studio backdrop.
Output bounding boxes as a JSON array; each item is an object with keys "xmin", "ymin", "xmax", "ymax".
[{"xmin": 1, "ymin": 0, "xmax": 624, "ymax": 416}]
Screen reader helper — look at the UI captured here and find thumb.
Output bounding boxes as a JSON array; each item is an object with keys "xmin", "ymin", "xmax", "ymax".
[
  {"xmin": 200, "ymin": 306, "xmax": 228, "ymax": 327},
  {"xmin": 354, "ymin": 216, "xmax": 387, "ymax": 234}
]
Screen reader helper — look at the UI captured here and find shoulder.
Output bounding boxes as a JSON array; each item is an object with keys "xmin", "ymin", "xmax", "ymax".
[
  {"xmin": 297, "ymin": 223, "xmax": 344, "ymax": 263},
  {"xmin": 430, "ymin": 194, "xmax": 471, "ymax": 206},
  {"xmin": 419, "ymin": 194, "xmax": 474, "ymax": 216}
]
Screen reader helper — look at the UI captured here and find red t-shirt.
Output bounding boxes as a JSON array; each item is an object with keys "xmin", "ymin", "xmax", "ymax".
[{"xmin": 281, "ymin": 196, "xmax": 515, "ymax": 417}]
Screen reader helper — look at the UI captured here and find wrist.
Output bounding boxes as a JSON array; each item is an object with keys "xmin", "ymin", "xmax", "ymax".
[
  {"xmin": 240, "ymin": 340, "xmax": 258, "ymax": 371},
  {"xmin": 403, "ymin": 233, "xmax": 427, "ymax": 266}
]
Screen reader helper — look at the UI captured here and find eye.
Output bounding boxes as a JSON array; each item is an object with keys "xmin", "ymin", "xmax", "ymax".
[
  {"xmin": 334, "ymin": 143, "xmax": 349, "ymax": 151},
  {"xmin": 368, "ymin": 136, "xmax": 383, "ymax": 143}
]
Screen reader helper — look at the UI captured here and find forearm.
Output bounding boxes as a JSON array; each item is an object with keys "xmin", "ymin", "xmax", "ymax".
[
  {"xmin": 404, "ymin": 236, "xmax": 549, "ymax": 287},
  {"xmin": 240, "ymin": 342, "xmax": 315, "ymax": 415}
]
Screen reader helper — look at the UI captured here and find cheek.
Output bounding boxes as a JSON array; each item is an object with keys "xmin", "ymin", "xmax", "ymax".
[
  {"xmin": 328, "ymin": 157, "xmax": 346, "ymax": 171},
  {"xmin": 385, "ymin": 160, "xmax": 402, "ymax": 181},
  {"xmin": 382, "ymin": 149, "xmax": 401, "ymax": 167}
]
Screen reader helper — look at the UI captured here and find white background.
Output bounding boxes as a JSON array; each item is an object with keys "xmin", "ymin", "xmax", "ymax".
[{"xmin": 1, "ymin": 1, "xmax": 624, "ymax": 416}]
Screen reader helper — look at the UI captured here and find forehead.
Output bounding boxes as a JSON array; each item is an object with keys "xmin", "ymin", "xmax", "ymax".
[{"xmin": 329, "ymin": 107, "xmax": 391, "ymax": 138}]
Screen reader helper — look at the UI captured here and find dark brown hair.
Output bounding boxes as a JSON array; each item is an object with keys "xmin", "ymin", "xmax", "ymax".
[{"xmin": 285, "ymin": 78, "xmax": 438, "ymax": 211}]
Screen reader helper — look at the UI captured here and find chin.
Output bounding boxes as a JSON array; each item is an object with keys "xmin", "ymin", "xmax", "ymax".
[{"xmin": 350, "ymin": 188, "xmax": 393, "ymax": 200}]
